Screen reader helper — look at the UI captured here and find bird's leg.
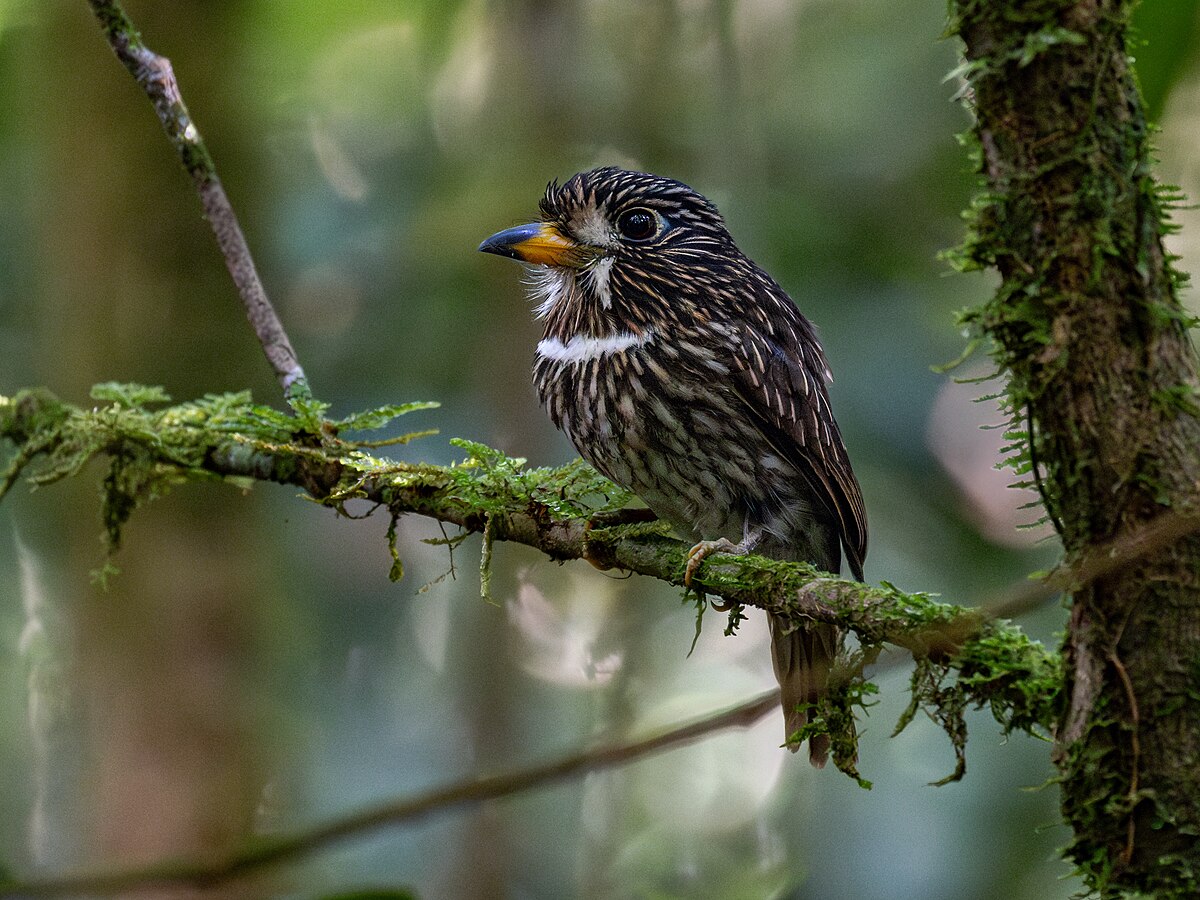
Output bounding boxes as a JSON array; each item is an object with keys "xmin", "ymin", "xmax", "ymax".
[{"xmin": 684, "ymin": 524, "xmax": 766, "ymax": 588}]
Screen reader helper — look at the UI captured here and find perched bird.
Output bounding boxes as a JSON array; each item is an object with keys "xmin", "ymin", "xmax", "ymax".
[{"xmin": 479, "ymin": 167, "xmax": 866, "ymax": 765}]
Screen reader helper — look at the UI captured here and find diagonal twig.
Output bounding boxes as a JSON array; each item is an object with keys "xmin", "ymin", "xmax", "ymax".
[
  {"xmin": 980, "ymin": 511, "xmax": 1200, "ymax": 622},
  {"xmin": 87, "ymin": 0, "xmax": 309, "ymax": 402},
  {"xmin": 0, "ymin": 690, "xmax": 779, "ymax": 898}
]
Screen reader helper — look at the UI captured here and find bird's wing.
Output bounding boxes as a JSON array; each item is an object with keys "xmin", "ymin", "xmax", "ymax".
[{"xmin": 727, "ymin": 289, "xmax": 868, "ymax": 580}]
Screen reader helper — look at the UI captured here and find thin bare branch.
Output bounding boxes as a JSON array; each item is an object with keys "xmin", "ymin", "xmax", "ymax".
[
  {"xmin": 982, "ymin": 511, "xmax": 1200, "ymax": 621},
  {"xmin": 87, "ymin": 0, "xmax": 309, "ymax": 402},
  {"xmin": 0, "ymin": 690, "xmax": 778, "ymax": 898}
]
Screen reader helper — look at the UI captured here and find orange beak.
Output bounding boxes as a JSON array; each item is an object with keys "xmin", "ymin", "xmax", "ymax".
[{"xmin": 478, "ymin": 222, "xmax": 583, "ymax": 267}]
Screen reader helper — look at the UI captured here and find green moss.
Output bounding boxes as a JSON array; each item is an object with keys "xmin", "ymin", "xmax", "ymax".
[
  {"xmin": 0, "ymin": 384, "xmax": 438, "ymax": 563},
  {"xmin": 796, "ymin": 670, "xmax": 880, "ymax": 789},
  {"xmin": 446, "ymin": 438, "xmax": 634, "ymax": 522},
  {"xmin": 949, "ymin": 0, "xmax": 1200, "ymax": 892}
]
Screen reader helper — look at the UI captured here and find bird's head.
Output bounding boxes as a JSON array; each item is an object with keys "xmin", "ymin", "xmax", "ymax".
[{"xmin": 479, "ymin": 167, "xmax": 742, "ymax": 333}]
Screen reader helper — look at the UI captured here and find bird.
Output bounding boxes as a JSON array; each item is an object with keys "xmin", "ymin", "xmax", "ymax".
[{"xmin": 479, "ymin": 167, "xmax": 866, "ymax": 765}]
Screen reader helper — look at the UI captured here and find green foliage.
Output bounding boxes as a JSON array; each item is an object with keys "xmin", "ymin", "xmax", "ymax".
[
  {"xmin": 478, "ymin": 511, "xmax": 495, "ymax": 604},
  {"xmin": 91, "ymin": 382, "xmax": 172, "ymax": 407},
  {"xmin": 445, "ymin": 439, "xmax": 640, "ymax": 602},
  {"xmin": 385, "ymin": 514, "xmax": 404, "ymax": 582},
  {"xmin": 334, "ymin": 402, "xmax": 440, "ymax": 435},
  {"xmin": 945, "ymin": 23, "xmax": 1085, "ymax": 81},
  {"xmin": 796, "ymin": 660, "xmax": 881, "ymax": 789},
  {"xmin": 895, "ymin": 620, "xmax": 1060, "ymax": 785},
  {"xmin": 287, "ymin": 392, "xmax": 331, "ymax": 429},
  {"xmin": 680, "ymin": 556, "xmax": 1060, "ymax": 781},
  {"xmin": 955, "ymin": 620, "xmax": 1062, "ymax": 736}
]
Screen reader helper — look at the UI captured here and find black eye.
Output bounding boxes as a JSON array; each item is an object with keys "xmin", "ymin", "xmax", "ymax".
[{"xmin": 616, "ymin": 208, "xmax": 659, "ymax": 241}]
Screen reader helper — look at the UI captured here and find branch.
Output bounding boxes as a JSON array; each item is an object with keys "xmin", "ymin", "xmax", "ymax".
[
  {"xmin": 0, "ymin": 386, "xmax": 1058, "ymax": 729},
  {"xmin": 0, "ymin": 388, "xmax": 1026, "ymax": 648},
  {"xmin": 982, "ymin": 510, "xmax": 1200, "ymax": 621},
  {"xmin": 87, "ymin": 0, "xmax": 309, "ymax": 402},
  {"xmin": 0, "ymin": 690, "xmax": 778, "ymax": 898},
  {"xmin": 0, "ymin": 438, "xmax": 1189, "ymax": 900}
]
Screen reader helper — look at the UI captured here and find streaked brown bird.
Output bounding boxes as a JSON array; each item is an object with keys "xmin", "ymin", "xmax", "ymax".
[{"xmin": 479, "ymin": 167, "xmax": 867, "ymax": 765}]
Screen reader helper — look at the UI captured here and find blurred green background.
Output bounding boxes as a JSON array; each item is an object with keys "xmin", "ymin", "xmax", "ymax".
[{"xmin": 1, "ymin": 1, "xmax": 1198, "ymax": 897}]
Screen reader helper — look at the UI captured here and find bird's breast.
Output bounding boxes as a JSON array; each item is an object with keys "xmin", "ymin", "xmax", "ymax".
[
  {"xmin": 533, "ymin": 332, "xmax": 805, "ymax": 542},
  {"xmin": 535, "ymin": 329, "xmax": 657, "ymax": 364}
]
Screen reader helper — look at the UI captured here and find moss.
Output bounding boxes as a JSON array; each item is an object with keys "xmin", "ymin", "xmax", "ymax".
[
  {"xmin": 891, "ymin": 618, "xmax": 1060, "ymax": 784},
  {"xmin": 797, "ymin": 669, "xmax": 881, "ymax": 789},
  {"xmin": 950, "ymin": 0, "xmax": 1200, "ymax": 892},
  {"xmin": 0, "ymin": 384, "xmax": 438, "ymax": 562},
  {"xmin": 446, "ymin": 438, "xmax": 634, "ymax": 522}
]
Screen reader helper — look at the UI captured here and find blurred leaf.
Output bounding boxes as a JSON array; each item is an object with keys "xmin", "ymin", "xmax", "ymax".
[{"xmin": 1132, "ymin": 0, "xmax": 1200, "ymax": 121}]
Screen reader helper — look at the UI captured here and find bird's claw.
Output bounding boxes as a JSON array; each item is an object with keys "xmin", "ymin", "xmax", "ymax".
[{"xmin": 684, "ymin": 537, "xmax": 740, "ymax": 588}]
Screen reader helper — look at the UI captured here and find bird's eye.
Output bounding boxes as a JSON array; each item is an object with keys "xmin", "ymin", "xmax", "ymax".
[{"xmin": 616, "ymin": 208, "xmax": 660, "ymax": 242}]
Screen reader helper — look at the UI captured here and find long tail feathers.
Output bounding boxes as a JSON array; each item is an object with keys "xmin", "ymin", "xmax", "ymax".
[{"xmin": 768, "ymin": 614, "xmax": 839, "ymax": 767}]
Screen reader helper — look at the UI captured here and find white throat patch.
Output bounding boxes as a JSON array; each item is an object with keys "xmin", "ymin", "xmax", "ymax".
[
  {"xmin": 528, "ymin": 254, "xmax": 615, "ymax": 316},
  {"xmin": 537, "ymin": 329, "xmax": 656, "ymax": 364},
  {"xmin": 585, "ymin": 256, "xmax": 615, "ymax": 309},
  {"xmin": 529, "ymin": 267, "xmax": 573, "ymax": 318}
]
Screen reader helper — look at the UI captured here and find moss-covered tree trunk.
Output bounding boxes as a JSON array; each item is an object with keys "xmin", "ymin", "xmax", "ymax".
[{"xmin": 952, "ymin": 1, "xmax": 1200, "ymax": 893}]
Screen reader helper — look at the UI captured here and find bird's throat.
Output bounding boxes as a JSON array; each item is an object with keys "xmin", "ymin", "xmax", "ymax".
[{"xmin": 532, "ymin": 260, "xmax": 632, "ymax": 343}]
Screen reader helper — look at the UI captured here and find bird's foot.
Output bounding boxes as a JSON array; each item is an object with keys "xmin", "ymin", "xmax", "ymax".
[{"xmin": 684, "ymin": 537, "xmax": 742, "ymax": 588}]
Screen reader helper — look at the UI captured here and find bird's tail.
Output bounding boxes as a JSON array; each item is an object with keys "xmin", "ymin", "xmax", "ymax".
[{"xmin": 768, "ymin": 614, "xmax": 839, "ymax": 767}]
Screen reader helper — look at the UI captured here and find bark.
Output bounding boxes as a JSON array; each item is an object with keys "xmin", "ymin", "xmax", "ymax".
[{"xmin": 952, "ymin": 1, "xmax": 1200, "ymax": 893}]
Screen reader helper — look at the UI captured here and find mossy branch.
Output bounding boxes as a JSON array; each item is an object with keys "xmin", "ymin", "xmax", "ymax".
[
  {"xmin": 0, "ymin": 371, "xmax": 1074, "ymax": 897},
  {"xmin": 1, "ymin": 385, "xmax": 1061, "ymax": 747},
  {"xmin": 65, "ymin": 0, "xmax": 1066, "ymax": 792},
  {"xmin": 14, "ymin": 378, "xmax": 1195, "ymax": 813}
]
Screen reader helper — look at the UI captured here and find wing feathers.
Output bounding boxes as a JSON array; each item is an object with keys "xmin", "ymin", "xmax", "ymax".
[{"xmin": 729, "ymin": 285, "xmax": 867, "ymax": 580}]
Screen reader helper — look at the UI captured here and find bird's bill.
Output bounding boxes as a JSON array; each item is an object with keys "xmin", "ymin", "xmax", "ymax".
[{"xmin": 478, "ymin": 222, "xmax": 581, "ymax": 266}]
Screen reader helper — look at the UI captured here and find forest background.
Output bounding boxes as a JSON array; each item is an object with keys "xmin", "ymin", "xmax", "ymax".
[{"xmin": 2, "ymin": 2, "xmax": 1200, "ymax": 898}]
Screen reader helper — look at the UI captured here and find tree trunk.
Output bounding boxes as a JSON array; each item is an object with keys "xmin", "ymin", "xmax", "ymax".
[{"xmin": 952, "ymin": 1, "xmax": 1200, "ymax": 893}]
